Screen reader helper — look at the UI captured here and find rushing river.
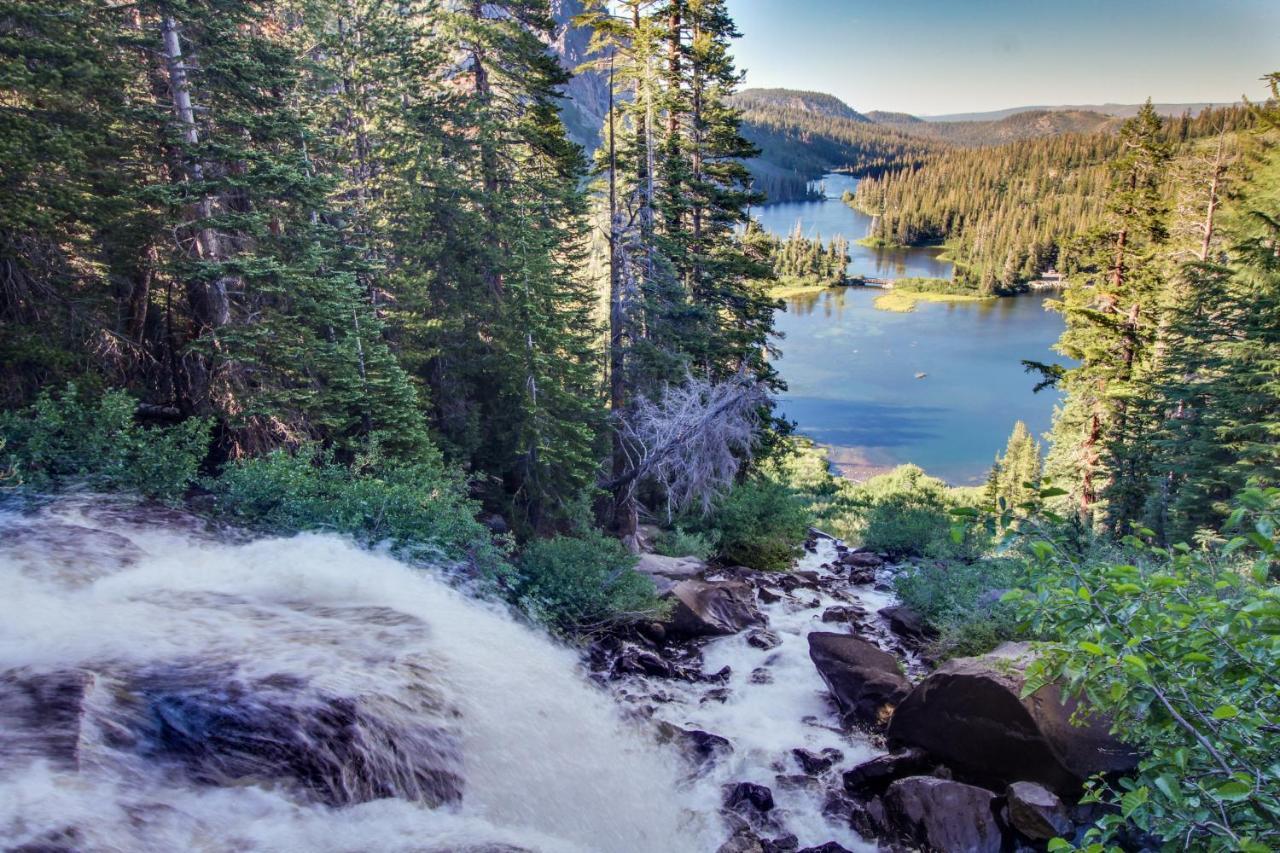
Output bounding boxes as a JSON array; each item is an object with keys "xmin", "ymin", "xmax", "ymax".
[{"xmin": 755, "ymin": 173, "xmax": 1067, "ymax": 484}]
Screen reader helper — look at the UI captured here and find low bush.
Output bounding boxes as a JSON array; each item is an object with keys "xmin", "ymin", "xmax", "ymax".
[
  {"xmin": 208, "ymin": 443, "xmax": 500, "ymax": 568},
  {"xmin": 709, "ymin": 476, "xmax": 811, "ymax": 571},
  {"xmin": 0, "ymin": 385, "xmax": 210, "ymax": 501},
  {"xmin": 652, "ymin": 526, "xmax": 716, "ymax": 561},
  {"xmin": 994, "ymin": 487, "xmax": 1280, "ymax": 850},
  {"xmin": 513, "ymin": 531, "xmax": 663, "ymax": 630},
  {"xmin": 893, "ymin": 556, "xmax": 1027, "ymax": 658},
  {"xmin": 846, "ymin": 465, "xmax": 985, "ymax": 560}
]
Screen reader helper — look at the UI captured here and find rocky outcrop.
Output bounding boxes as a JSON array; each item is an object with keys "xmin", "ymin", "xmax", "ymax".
[
  {"xmin": 667, "ymin": 580, "xmax": 766, "ymax": 638},
  {"xmin": 841, "ymin": 748, "xmax": 932, "ymax": 798},
  {"xmin": 634, "ymin": 553, "xmax": 707, "ymax": 594},
  {"xmin": 878, "ymin": 605, "xmax": 936, "ymax": 648},
  {"xmin": 883, "ymin": 776, "xmax": 1003, "ymax": 853},
  {"xmin": 807, "ymin": 633, "xmax": 911, "ymax": 727},
  {"xmin": 887, "ymin": 642, "xmax": 1138, "ymax": 794},
  {"xmin": 724, "ymin": 781, "xmax": 776, "ymax": 816},
  {"xmin": 1006, "ymin": 780, "xmax": 1072, "ymax": 840}
]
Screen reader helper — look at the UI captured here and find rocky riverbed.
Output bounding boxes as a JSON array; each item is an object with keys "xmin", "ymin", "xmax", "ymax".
[{"xmin": 586, "ymin": 532, "xmax": 1139, "ymax": 852}]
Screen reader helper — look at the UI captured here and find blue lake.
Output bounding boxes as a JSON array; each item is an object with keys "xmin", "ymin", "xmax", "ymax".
[{"xmin": 757, "ymin": 174, "xmax": 1068, "ymax": 484}]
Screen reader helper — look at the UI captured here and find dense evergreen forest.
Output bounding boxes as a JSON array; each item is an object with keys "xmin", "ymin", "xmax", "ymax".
[
  {"xmin": 731, "ymin": 88, "xmax": 945, "ymax": 202},
  {"xmin": 851, "ymin": 105, "xmax": 1256, "ymax": 293},
  {"xmin": 1, "ymin": 1, "xmax": 1278, "ymax": 849}
]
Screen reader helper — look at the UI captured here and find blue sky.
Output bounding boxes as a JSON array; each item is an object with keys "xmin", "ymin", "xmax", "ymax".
[{"xmin": 727, "ymin": 0, "xmax": 1279, "ymax": 115}]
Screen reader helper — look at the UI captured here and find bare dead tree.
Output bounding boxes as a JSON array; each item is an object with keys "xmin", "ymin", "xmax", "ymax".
[{"xmin": 603, "ymin": 371, "xmax": 767, "ymax": 520}]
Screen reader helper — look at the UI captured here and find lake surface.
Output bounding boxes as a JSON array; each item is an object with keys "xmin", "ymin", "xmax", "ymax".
[
  {"xmin": 752, "ymin": 173, "xmax": 953, "ymax": 281},
  {"xmin": 756, "ymin": 174, "xmax": 1067, "ymax": 485}
]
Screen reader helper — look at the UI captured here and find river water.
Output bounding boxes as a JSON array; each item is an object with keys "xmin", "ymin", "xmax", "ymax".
[{"xmin": 755, "ymin": 173, "xmax": 1067, "ymax": 484}]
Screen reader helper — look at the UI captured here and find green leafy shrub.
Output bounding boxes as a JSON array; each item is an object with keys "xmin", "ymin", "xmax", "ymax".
[
  {"xmin": 893, "ymin": 556, "xmax": 1028, "ymax": 658},
  {"xmin": 0, "ymin": 385, "xmax": 210, "ymax": 501},
  {"xmin": 652, "ymin": 526, "xmax": 716, "ymax": 560},
  {"xmin": 1002, "ymin": 487, "xmax": 1280, "ymax": 851},
  {"xmin": 847, "ymin": 465, "xmax": 985, "ymax": 560},
  {"xmin": 513, "ymin": 531, "xmax": 663, "ymax": 630},
  {"xmin": 208, "ymin": 443, "xmax": 499, "ymax": 568},
  {"xmin": 710, "ymin": 476, "xmax": 811, "ymax": 571}
]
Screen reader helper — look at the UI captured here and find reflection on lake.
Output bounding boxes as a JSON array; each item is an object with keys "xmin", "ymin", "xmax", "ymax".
[
  {"xmin": 767, "ymin": 269, "xmax": 1067, "ymax": 485},
  {"xmin": 752, "ymin": 173, "xmax": 953, "ymax": 281}
]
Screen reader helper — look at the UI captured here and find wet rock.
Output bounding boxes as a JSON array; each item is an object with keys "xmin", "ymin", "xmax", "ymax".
[
  {"xmin": 724, "ymin": 781, "xmax": 776, "ymax": 815},
  {"xmin": 704, "ymin": 665, "xmax": 733, "ymax": 684},
  {"xmin": 667, "ymin": 580, "xmax": 766, "ymax": 639},
  {"xmin": 1006, "ymin": 781, "xmax": 1072, "ymax": 840},
  {"xmin": 635, "ymin": 553, "xmax": 706, "ymax": 594},
  {"xmin": 701, "ymin": 687, "xmax": 731, "ymax": 704},
  {"xmin": 848, "ymin": 796, "xmax": 889, "ymax": 840},
  {"xmin": 820, "ymin": 605, "xmax": 865, "ymax": 627},
  {"xmin": 747, "ymin": 629, "xmax": 782, "ymax": 650},
  {"xmin": 655, "ymin": 721, "xmax": 734, "ymax": 768},
  {"xmin": 792, "ymin": 747, "xmax": 842, "ymax": 775},
  {"xmin": 718, "ymin": 826, "xmax": 766, "ymax": 853},
  {"xmin": 877, "ymin": 605, "xmax": 936, "ymax": 648},
  {"xmin": 750, "ymin": 667, "xmax": 774, "ymax": 685},
  {"xmin": 887, "ymin": 642, "xmax": 1139, "ymax": 794},
  {"xmin": 611, "ymin": 644, "xmax": 673, "ymax": 678},
  {"xmin": 774, "ymin": 773, "xmax": 821, "ymax": 793},
  {"xmin": 842, "ymin": 551, "xmax": 884, "ymax": 570},
  {"xmin": 132, "ymin": 664, "xmax": 464, "ymax": 808},
  {"xmin": 842, "ymin": 748, "xmax": 932, "ymax": 798},
  {"xmin": 762, "ymin": 834, "xmax": 799, "ymax": 853},
  {"xmin": 807, "ymin": 632, "xmax": 911, "ymax": 728},
  {"xmin": 883, "ymin": 776, "xmax": 1003, "ymax": 853},
  {"xmin": 756, "ymin": 586, "xmax": 783, "ymax": 604},
  {"xmin": 0, "ymin": 668, "xmax": 99, "ymax": 770},
  {"xmin": 798, "ymin": 844, "xmax": 854, "ymax": 853},
  {"xmin": 636, "ymin": 621, "xmax": 666, "ymax": 644}
]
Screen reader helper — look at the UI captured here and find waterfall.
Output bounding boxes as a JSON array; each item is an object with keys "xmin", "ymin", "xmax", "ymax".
[{"xmin": 0, "ymin": 497, "xmax": 713, "ymax": 853}]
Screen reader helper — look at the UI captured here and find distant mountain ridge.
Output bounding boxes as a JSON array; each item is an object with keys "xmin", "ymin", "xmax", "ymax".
[
  {"xmin": 732, "ymin": 88, "xmax": 871, "ymax": 123},
  {"xmin": 921, "ymin": 102, "xmax": 1231, "ymax": 122}
]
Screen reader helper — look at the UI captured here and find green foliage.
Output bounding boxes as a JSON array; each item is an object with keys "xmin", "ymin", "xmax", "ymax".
[
  {"xmin": 513, "ymin": 531, "xmax": 663, "ymax": 630},
  {"xmin": 845, "ymin": 465, "xmax": 985, "ymax": 560},
  {"xmin": 1000, "ymin": 487, "xmax": 1280, "ymax": 851},
  {"xmin": 852, "ymin": 105, "xmax": 1251, "ymax": 293},
  {"xmin": 0, "ymin": 386, "xmax": 211, "ymax": 501},
  {"xmin": 985, "ymin": 420, "xmax": 1044, "ymax": 515},
  {"xmin": 708, "ymin": 476, "xmax": 811, "ymax": 571},
  {"xmin": 207, "ymin": 443, "xmax": 499, "ymax": 569},
  {"xmin": 652, "ymin": 527, "xmax": 716, "ymax": 561},
  {"xmin": 743, "ymin": 220, "xmax": 850, "ymax": 287},
  {"xmin": 893, "ymin": 557, "xmax": 1028, "ymax": 658}
]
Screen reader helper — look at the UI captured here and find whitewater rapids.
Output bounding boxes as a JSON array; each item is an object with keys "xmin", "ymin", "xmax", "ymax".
[{"xmin": 0, "ymin": 497, "xmax": 715, "ymax": 853}]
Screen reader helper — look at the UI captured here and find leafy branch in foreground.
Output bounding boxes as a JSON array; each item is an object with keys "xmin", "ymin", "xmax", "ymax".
[{"xmin": 957, "ymin": 488, "xmax": 1280, "ymax": 851}]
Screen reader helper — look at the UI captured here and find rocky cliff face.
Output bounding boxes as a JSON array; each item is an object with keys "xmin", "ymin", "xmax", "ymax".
[{"xmin": 547, "ymin": 0, "xmax": 609, "ymax": 157}]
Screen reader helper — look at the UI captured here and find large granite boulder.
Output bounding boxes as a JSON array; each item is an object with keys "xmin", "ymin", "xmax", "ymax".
[
  {"xmin": 667, "ymin": 580, "xmax": 766, "ymax": 638},
  {"xmin": 841, "ymin": 747, "xmax": 932, "ymax": 798},
  {"xmin": 807, "ymin": 633, "xmax": 911, "ymax": 728},
  {"xmin": 883, "ymin": 776, "xmax": 1003, "ymax": 853},
  {"xmin": 887, "ymin": 642, "xmax": 1138, "ymax": 794}
]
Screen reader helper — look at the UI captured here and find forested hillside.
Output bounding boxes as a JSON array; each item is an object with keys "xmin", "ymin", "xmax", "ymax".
[
  {"xmin": 851, "ymin": 105, "xmax": 1256, "ymax": 292},
  {"xmin": 731, "ymin": 88, "xmax": 945, "ymax": 201}
]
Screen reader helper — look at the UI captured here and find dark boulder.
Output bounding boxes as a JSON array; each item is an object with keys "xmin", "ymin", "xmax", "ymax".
[
  {"xmin": 883, "ymin": 776, "xmax": 1003, "ymax": 853},
  {"xmin": 747, "ymin": 629, "xmax": 782, "ymax": 650},
  {"xmin": 887, "ymin": 642, "xmax": 1138, "ymax": 794},
  {"xmin": 842, "ymin": 748, "xmax": 932, "ymax": 798},
  {"xmin": 1006, "ymin": 781, "xmax": 1072, "ymax": 840},
  {"xmin": 667, "ymin": 580, "xmax": 766, "ymax": 638},
  {"xmin": 792, "ymin": 747, "xmax": 842, "ymax": 775},
  {"xmin": 798, "ymin": 844, "xmax": 854, "ymax": 853},
  {"xmin": 877, "ymin": 605, "xmax": 937, "ymax": 648},
  {"xmin": 717, "ymin": 826, "xmax": 765, "ymax": 853},
  {"xmin": 762, "ymin": 834, "xmax": 799, "ymax": 853},
  {"xmin": 725, "ymin": 781, "xmax": 776, "ymax": 815},
  {"xmin": 0, "ymin": 668, "xmax": 99, "ymax": 771},
  {"xmin": 807, "ymin": 633, "xmax": 911, "ymax": 728},
  {"xmin": 655, "ymin": 722, "xmax": 734, "ymax": 769},
  {"xmin": 820, "ymin": 606, "xmax": 866, "ymax": 627}
]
